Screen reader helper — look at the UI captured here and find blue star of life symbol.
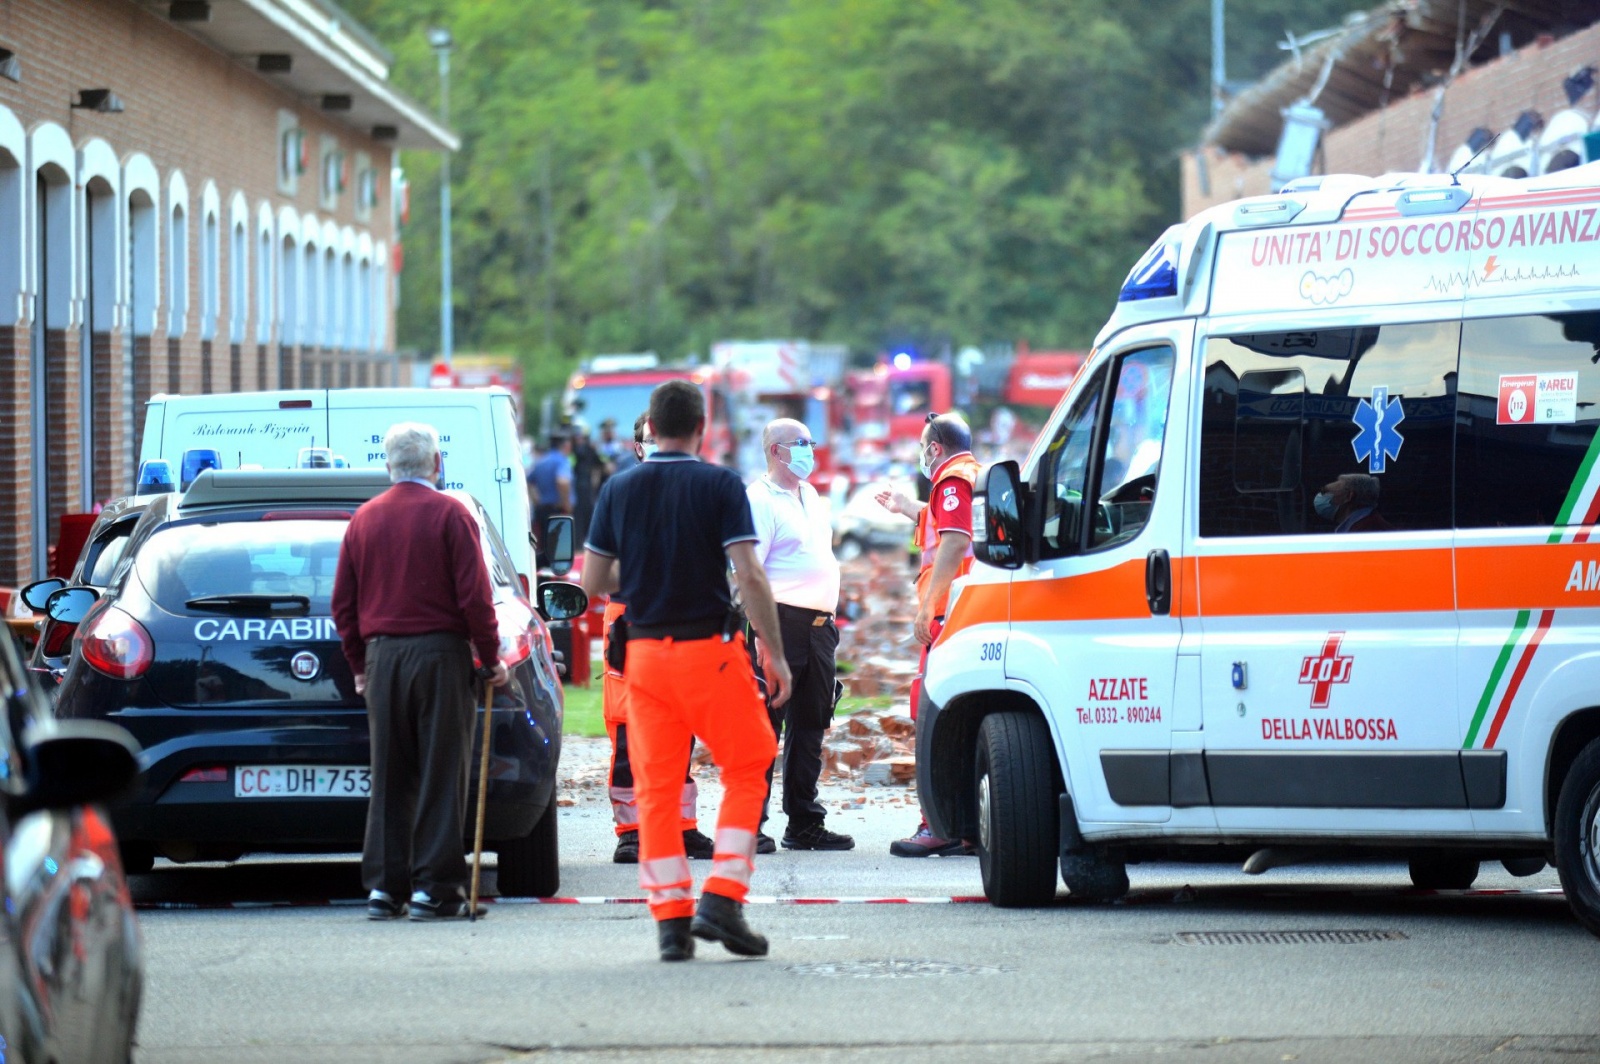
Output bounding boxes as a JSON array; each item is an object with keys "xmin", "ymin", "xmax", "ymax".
[{"xmin": 1351, "ymin": 385, "xmax": 1405, "ymax": 474}]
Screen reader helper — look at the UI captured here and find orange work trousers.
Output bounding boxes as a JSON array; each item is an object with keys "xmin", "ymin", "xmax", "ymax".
[
  {"xmin": 603, "ymin": 605, "xmax": 698, "ymax": 835},
  {"xmin": 624, "ymin": 632, "xmax": 776, "ymax": 922}
]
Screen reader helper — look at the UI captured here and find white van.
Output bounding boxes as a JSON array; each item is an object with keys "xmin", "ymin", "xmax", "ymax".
[
  {"xmin": 137, "ymin": 387, "xmax": 534, "ymax": 584},
  {"xmin": 923, "ymin": 163, "xmax": 1600, "ymax": 937}
]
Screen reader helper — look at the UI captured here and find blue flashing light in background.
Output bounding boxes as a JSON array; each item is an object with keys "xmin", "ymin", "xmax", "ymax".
[
  {"xmin": 180, "ymin": 449, "xmax": 222, "ymax": 491},
  {"xmin": 1118, "ymin": 239, "xmax": 1180, "ymax": 302},
  {"xmin": 892, "ymin": 352, "xmax": 913, "ymax": 371},
  {"xmin": 135, "ymin": 459, "xmax": 176, "ymax": 496}
]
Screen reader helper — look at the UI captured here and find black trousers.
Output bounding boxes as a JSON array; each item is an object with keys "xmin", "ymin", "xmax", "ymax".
[
  {"xmin": 362, "ymin": 632, "xmax": 476, "ymax": 899},
  {"xmin": 755, "ymin": 604, "xmax": 840, "ymax": 830}
]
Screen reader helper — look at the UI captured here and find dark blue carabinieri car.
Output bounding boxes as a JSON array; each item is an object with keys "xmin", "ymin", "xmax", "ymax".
[{"xmin": 48, "ymin": 470, "xmax": 585, "ymax": 898}]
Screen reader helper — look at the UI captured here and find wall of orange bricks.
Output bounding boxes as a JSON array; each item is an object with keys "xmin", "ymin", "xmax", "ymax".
[
  {"xmin": 0, "ymin": 0, "xmax": 404, "ymax": 586},
  {"xmin": 1182, "ymin": 21, "xmax": 1600, "ymax": 217}
]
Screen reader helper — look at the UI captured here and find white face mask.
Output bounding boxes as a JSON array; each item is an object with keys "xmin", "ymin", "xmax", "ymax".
[
  {"xmin": 641, "ymin": 442, "xmax": 658, "ymax": 460},
  {"xmin": 1313, "ymin": 491, "xmax": 1338, "ymax": 520},
  {"xmin": 918, "ymin": 444, "xmax": 938, "ymax": 480},
  {"xmin": 784, "ymin": 442, "xmax": 815, "ymax": 479}
]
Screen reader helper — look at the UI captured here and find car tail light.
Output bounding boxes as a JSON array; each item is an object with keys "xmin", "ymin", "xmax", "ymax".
[
  {"xmin": 496, "ymin": 601, "xmax": 533, "ymax": 668},
  {"xmin": 81, "ymin": 605, "xmax": 155, "ymax": 680},
  {"xmin": 518, "ymin": 573, "xmax": 530, "ymax": 597},
  {"xmin": 180, "ymin": 766, "xmax": 227, "ymax": 783}
]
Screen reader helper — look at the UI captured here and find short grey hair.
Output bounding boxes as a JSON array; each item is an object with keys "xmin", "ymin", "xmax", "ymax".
[
  {"xmin": 761, "ymin": 418, "xmax": 808, "ymax": 452},
  {"xmin": 1339, "ymin": 473, "xmax": 1380, "ymax": 508},
  {"xmin": 925, "ymin": 412, "xmax": 971, "ymax": 454},
  {"xmin": 385, "ymin": 422, "xmax": 440, "ymax": 482}
]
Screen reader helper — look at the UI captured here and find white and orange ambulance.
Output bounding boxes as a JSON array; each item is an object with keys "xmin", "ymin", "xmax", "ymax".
[{"xmin": 920, "ymin": 162, "xmax": 1600, "ymax": 936}]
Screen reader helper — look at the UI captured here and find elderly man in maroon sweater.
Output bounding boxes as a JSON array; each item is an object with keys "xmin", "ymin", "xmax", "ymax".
[{"xmin": 332, "ymin": 422, "xmax": 510, "ymax": 921}]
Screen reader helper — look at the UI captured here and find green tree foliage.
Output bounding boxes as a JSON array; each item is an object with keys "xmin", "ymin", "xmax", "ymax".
[{"xmin": 344, "ymin": 0, "xmax": 1369, "ymax": 378}]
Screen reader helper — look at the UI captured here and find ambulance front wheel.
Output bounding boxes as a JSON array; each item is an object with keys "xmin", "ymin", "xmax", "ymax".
[
  {"xmin": 1552, "ymin": 737, "xmax": 1600, "ymax": 938},
  {"xmin": 495, "ymin": 799, "xmax": 560, "ymax": 898},
  {"xmin": 973, "ymin": 711, "xmax": 1059, "ymax": 907}
]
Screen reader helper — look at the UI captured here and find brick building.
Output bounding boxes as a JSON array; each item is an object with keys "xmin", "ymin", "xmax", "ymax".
[
  {"xmin": 1182, "ymin": 1, "xmax": 1600, "ymax": 218},
  {"xmin": 0, "ymin": 0, "xmax": 453, "ymax": 585}
]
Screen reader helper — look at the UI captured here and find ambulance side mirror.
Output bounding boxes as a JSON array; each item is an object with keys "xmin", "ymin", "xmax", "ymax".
[
  {"xmin": 545, "ymin": 516, "xmax": 575, "ymax": 577},
  {"xmin": 972, "ymin": 460, "xmax": 1025, "ymax": 571}
]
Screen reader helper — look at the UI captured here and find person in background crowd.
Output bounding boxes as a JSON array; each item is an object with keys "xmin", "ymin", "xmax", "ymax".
[
  {"xmin": 602, "ymin": 413, "xmax": 713, "ymax": 864},
  {"xmin": 529, "ymin": 431, "xmax": 573, "ymax": 568},
  {"xmin": 571, "ymin": 420, "xmax": 608, "ymax": 546},
  {"xmin": 611, "ymin": 413, "xmax": 647, "ymax": 474},
  {"xmin": 332, "ymin": 422, "xmax": 509, "ymax": 921},
  {"xmin": 582, "ymin": 380, "xmax": 791, "ymax": 962},
  {"xmin": 747, "ymin": 418, "xmax": 853, "ymax": 852},
  {"xmin": 875, "ymin": 412, "xmax": 980, "ymax": 858}
]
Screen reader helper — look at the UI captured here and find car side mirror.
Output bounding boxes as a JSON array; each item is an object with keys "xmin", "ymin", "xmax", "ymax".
[
  {"xmin": 13, "ymin": 719, "xmax": 141, "ymax": 817},
  {"xmin": 45, "ymin": 586, "xmax": 100, "ymax": 625},
  {"xmin": 539, "ymin": 581, "xmax": 589, "ymax": 622},
  {"xmin": 545, "ymin": 515, "xmax": 575, "ymax": 577},
  {"xmin": 972, "ymin": 460, "xmax": 1025, "ymax": 571},
  {"xmin": 19, "ymin": 578, "xmax": 67, "ymax": 614}
]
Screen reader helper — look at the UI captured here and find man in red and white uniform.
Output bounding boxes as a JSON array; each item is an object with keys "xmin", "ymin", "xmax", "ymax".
[{"xmin": 876, "ymin": 412, "xmax": 979, "ymax": 857}]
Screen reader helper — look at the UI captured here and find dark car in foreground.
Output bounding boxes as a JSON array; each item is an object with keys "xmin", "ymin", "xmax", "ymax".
[
  {"xmin": 47, "ymin": 469, "xmax": 586, "ymax": 897},
  {"xmin": 0, "ymin": 626, "xmax": 143, "ymax": 1064}
]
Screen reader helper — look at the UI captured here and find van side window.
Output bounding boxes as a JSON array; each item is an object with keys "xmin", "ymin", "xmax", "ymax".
[
  {"xmin": 1091, "ymin": 347, "xmax": 1175, "ymax": 551},
  {"xmin": 1456, "ymin": 312, "xmax": 1600, "ymax": 529},
  {"xmin": 1200, "ymin": 322, "xmax": 1458, "ymax": 537},
  {"xmin": 1037, "ymin": 364, "xmax": 1107, "ymax": 559}
]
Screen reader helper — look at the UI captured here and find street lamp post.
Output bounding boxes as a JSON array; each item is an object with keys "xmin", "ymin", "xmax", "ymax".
[{"xmin": 428, "ymin": 26, "xmax": 453, "ymax": 366}]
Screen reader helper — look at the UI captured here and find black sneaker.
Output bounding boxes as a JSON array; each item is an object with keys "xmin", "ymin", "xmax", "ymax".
[
  {"xmin": 366, "ymin": 890, "xmax": 406, "ymax": 920},
  {"xmin": 682, "ymin": 828, "xmax": 715, "ymax": 859},
  {"xmin": 756, "ymin": 832, "xmax": 777, "ymax": 855},
  {"xmin": 613, "ymin": 829, "xmax": 640, "ymax": 864},
  {"xmin": 409, "ymin": 890, "xmax": 487, "ymax": 921},
  {"xmin": 691, "ymin": 892, "xmax": 768, "ymax": 957},
  {"xmin": 781, "ymin": 823, "xmax": 856, "ymax": 851}
]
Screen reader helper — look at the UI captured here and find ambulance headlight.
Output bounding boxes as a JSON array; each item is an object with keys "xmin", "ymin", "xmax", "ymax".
[{"xmin": 135, "ymin": 459, "xmax": 176, "ymax": 496}]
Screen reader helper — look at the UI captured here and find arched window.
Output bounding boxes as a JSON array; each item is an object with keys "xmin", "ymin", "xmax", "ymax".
[
  {"xmin": 168, "ymin": 204, "xmax": 188, "ymax": 333},
  {"xmin": 229, "ymin": 219, "xmax": 246, "ymax": 345}
]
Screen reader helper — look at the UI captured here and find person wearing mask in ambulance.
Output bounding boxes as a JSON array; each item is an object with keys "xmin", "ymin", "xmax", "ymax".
[
  {"xmin": 602, "ymin": 412, "xmax": 714, "ymax": 864},
  {"xmin": 747, "ymin": 419, "xmax": 854, "ymax": 852},
  {"xmin": 1316, "ymin": 473, "xmax": 1393, "ymax": 533},
  {"xmin": 875, "ymin": 412, "xmax": 980, "ymax": 857}
]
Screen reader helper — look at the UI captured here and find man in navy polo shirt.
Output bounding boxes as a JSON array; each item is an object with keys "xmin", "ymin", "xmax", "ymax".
[{"xmin": 582, "ymin": 380, "xmax": 792, "ymax": 962}]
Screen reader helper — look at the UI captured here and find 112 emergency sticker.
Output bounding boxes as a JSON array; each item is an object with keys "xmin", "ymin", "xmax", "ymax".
[{"xmin": 1498, "ymin": 372, "xmax": 1577, "ymax": 426}]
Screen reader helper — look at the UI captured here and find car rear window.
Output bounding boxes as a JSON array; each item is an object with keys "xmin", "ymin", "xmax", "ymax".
[{"xmin": 136, "ymin": 520, "xmax": 347, "ymax": 612}]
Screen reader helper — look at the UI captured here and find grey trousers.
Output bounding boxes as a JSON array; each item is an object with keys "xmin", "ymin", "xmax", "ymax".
[{"xmin": 361, "ymin": 632, "xmax": 476, "ymax": 899}]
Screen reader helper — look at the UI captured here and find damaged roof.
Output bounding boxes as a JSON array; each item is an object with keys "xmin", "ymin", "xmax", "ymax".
[{"xmin": 1202, "ymin": 0, "xmax": 1599, "ymax": 157}]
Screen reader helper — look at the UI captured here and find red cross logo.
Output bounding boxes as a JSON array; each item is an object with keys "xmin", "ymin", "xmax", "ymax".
[{"xmin": 1298, "ymin": 632, "xmax": 1353, "ymax": 709}]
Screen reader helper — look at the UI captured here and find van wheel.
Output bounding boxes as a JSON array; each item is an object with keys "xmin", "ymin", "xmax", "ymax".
[
  {"xmin": 1061, "ymin": 849, "xmax": 1129, "ymax": 903},
  {"xmin": 1407, "ymin": 854, "xmax": 1480, "ymax": 890},
  {"xmin": 1553, "ymin": 738, "xmax": 1600, "ymax": 938},
  {"xmin": 496, "ymin": 800, "xmax": 560, "ymax": 897},
  {"xmin": 973, "ymin": 711, "xmax": 1058, "ymax": 907}
]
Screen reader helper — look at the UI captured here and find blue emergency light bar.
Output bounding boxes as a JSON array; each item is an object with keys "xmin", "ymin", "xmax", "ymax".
[
  {"xmin": 180, "ymin": 449, "xmax": 222, "ymax": 491},
  {"xmin": 1118, "ymin": 237, "xmax": 1179, "ymax": 302},
  {"xmin": 135, "ymin": 459, "xmax": 176, "ymax": 496}
]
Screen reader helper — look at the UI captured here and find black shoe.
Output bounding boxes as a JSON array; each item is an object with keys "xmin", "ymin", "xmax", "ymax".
[
  {"xmin": 658, "ymin": 917, "xmax": 695, "ymax": 962},
  {"xmin": 782, "ymin": 822, "xmax": 856, "ymax": 851},
  {"xmin": 408, "ymin": 890, "xmax": 487, "ymax": 921},
  {"xmin": 682, "ymin": 828, "xmax": 715, "ymax": 859},
  {"xmin": 691, "ymin": 892, "xmax": 768, "ymax": 957},
  {"xmin": 756, "ymin": 832, "xmax": 777, "ymax": 855},
  {"xmin": 613, "ymin": 830, "xmax": 639, "ymax": 864},
  {"xmin": 366, "ymin": 891, "xmax": 406, "ymax": 920}
]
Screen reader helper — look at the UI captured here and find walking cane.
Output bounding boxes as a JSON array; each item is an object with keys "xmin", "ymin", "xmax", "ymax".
[{"xmin": 468, "ymin": 666, "xmax": 496, "ymax": 923}]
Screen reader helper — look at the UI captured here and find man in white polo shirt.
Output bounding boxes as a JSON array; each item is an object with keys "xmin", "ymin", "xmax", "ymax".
[{"xmin": 747, "ymin": 418, "xmax": 854, "ymax": 851}]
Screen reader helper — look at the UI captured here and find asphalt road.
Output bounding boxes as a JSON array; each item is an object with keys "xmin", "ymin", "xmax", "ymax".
[{"xmin": 131, "ymin": 738, "xmax": 1600, "ymax": 1064}]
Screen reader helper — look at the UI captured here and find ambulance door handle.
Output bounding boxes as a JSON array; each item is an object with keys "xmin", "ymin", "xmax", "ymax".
[{"xmin": 1145, "ymin": 549, "xmax": 1172, "ymax": 616}]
